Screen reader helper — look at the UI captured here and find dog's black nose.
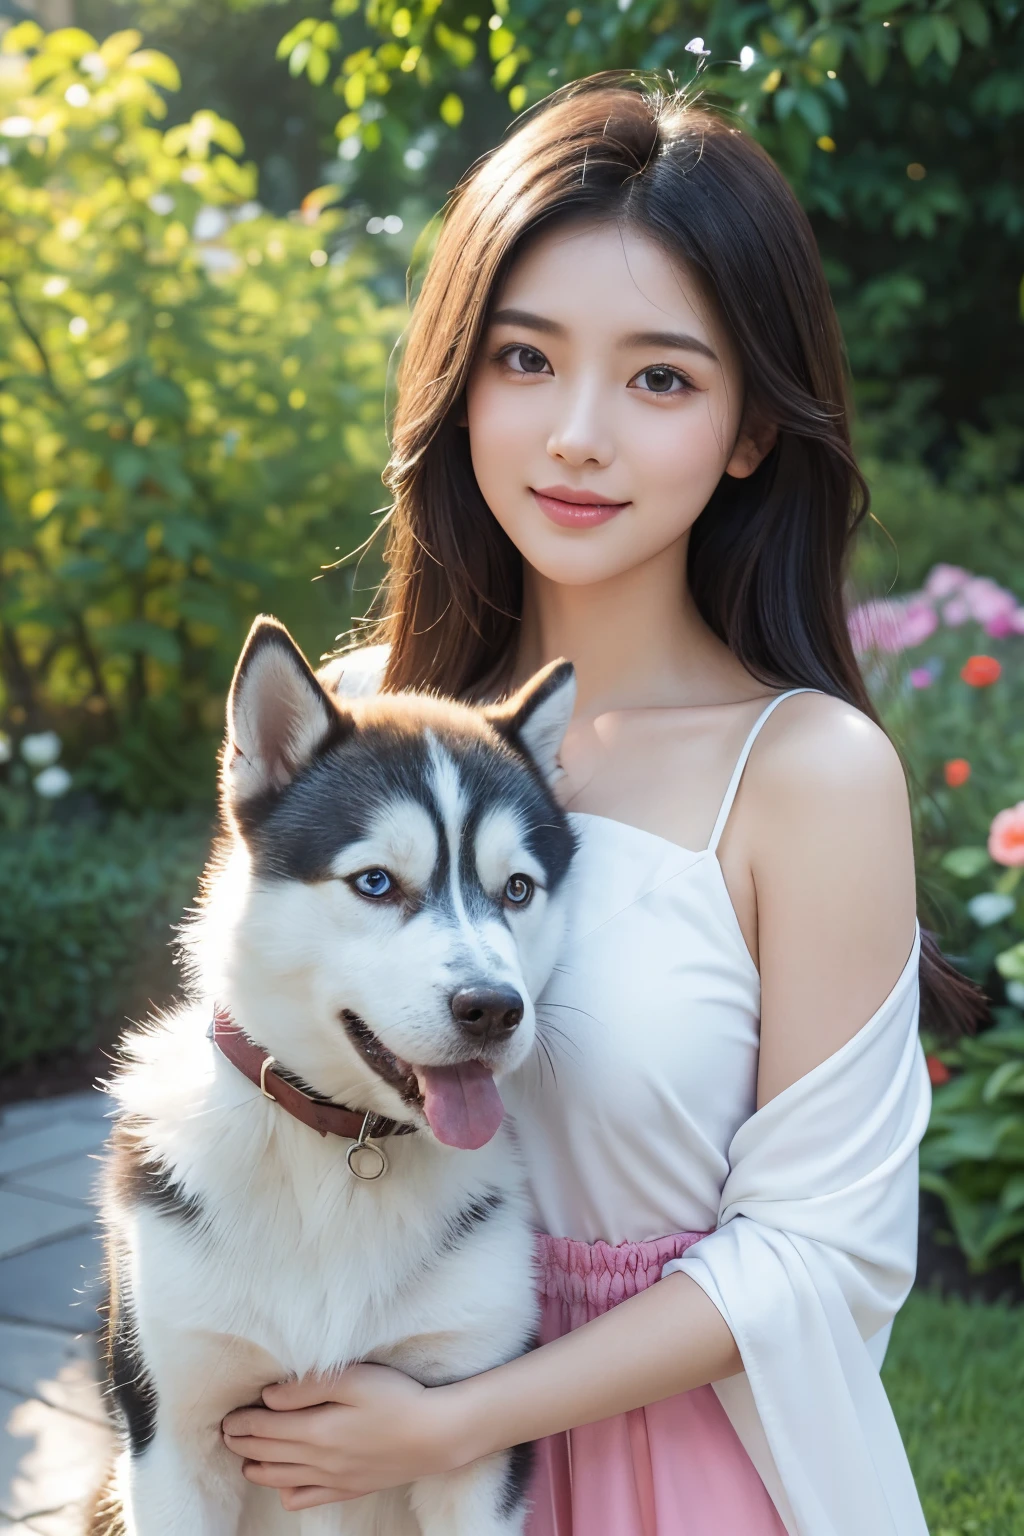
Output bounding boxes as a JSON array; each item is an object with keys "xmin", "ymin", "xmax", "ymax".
[{"xmin": 450, "ymin": 985, "xmax": 524, "ymax": 1043}]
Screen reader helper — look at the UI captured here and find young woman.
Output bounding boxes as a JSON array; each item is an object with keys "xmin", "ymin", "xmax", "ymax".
[{"xmin": 222, "ymin": 74, "xmax": 979, "ymax": 1534}]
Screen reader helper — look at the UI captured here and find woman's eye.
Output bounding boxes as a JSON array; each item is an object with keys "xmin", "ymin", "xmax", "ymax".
[
  {"xmin": 633, "ymin": 365, "xmax": 690, "ymax": 395},
  {"xmin": 498, "ymin": 344, "xmax": 550, "ymax": 376},
  {"xmin": 353, "ymin": 868, "xmax": 394, "ymax": 899},
  {"xmin": 505, "ymin": 874, "xmax": 534, "ymax": 906}
]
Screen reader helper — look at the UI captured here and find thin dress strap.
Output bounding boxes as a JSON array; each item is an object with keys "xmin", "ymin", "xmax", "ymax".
[{"xmin": 706, "ymin": 687, "xmax": 823, "ymax": 855}]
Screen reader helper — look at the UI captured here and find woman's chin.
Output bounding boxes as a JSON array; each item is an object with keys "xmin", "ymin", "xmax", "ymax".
[{"xmin": 496, "ymin": 515, "xmax": 685, "ymax": 590}]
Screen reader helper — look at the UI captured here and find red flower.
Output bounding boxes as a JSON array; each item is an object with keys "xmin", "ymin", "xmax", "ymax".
[
  {"xmin": 926, "ymin": 1055, "xmax": 951, "ymax": 1086},
  {"xmin": 944, "ymin": 758, "xmax": 971, "ymax": 787},
  {"xmin": 961, "ymin": 654, "xmax": 1001, "ymax": 687}
]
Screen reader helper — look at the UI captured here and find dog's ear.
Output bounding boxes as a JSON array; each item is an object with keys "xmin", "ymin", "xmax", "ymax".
[
  {"xmin": 223, "ymin": 617, "xmax": 351, "ymax": 812},
  {"xmin": 484, "ymin": 660, "xmax": 576, "ymax": 786}
]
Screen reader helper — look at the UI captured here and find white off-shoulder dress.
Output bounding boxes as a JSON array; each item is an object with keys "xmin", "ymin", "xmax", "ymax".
[
  {"xmin": 329, "ymin": 652, "xmax": 932, "ymax": 1536},
  {"xmin": 504, "ymin": 687, "xmax": 931, "ymax": 1536}
]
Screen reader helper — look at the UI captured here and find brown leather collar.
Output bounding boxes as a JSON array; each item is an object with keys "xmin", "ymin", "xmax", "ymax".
[{"xmin": 211, "ymin": 1009, "xmax": 416, "ymax": 1142}]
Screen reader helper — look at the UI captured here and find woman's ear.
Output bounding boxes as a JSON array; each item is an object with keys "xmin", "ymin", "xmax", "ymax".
[{"xmin": 724, "ymin": 420, "xmax": 778, "ymax": 480}]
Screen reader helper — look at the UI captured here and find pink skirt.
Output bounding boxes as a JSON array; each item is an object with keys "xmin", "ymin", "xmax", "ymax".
[{"xmin": 525, "ymin": 1231, "xmax": 788, "ymax": 1536}]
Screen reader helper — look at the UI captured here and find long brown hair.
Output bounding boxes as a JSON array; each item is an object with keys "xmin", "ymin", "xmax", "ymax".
[{"xmin": 370, "ymin": 72, "xmax": 983, "ymax": 1036}]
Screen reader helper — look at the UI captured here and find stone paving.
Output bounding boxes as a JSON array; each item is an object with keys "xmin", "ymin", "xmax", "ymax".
[{"xmin": 0, "ymin": 1089, "xmax": 113, "ymax": 1534}]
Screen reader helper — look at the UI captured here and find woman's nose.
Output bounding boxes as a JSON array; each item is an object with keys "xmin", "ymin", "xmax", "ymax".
[{"xmin": 545, "ymin": 383, "xmax": 614, "ymax": 468}]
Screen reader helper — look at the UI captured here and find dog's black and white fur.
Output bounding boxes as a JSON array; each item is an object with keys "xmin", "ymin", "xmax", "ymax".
[{"xmin": 93, "ymin": 618, "xmax": 577, "ymax": 1536}]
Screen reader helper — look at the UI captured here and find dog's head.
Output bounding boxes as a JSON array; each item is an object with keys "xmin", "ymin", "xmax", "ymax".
[{"xmin": 195, "ymin": 616, "xmax": 577, "ymax": 1151}]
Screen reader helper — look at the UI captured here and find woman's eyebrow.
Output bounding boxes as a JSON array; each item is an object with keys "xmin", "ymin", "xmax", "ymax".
[
  {"xmin": 489, "ymin": 308, "xmax": 718, "ymax": 363},
  {"xmin": 621, "ymin": 329, "xmax": 719, "ymax": 363},
  {"xmin": 490, "ymin": 306, "xmax": 563, "ymax": 335}
]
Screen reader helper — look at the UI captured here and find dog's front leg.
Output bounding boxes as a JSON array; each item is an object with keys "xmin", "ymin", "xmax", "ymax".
[
  {"xmin": 112, "ymin": 1430, "xmax": 246, "ymax": 1536},
  {"xmin": 410, "ymin": 1446, "xmax": 533, "ymax": 1536}
]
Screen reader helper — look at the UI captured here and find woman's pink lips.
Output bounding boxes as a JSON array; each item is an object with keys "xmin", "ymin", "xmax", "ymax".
[{"xmin": 531, "ymin": 489, "xmax": 630, "ymax": 528}]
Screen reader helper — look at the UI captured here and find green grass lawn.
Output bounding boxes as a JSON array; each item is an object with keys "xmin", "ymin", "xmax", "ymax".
[{"xmin": 884, "ymin": 1289, "xmax": 1024, "ymax": 1534}]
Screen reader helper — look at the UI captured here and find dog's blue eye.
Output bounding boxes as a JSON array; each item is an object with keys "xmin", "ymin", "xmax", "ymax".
[
  {"xmin": 353, "ymin": 868, "xmax": 393, "ymax": 898},
  {"xmin": 505, "ymin": 874, "xmax": 534, "ymax": 906}
]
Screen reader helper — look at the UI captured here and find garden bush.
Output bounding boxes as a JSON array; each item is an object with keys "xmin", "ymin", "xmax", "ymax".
[
  {"xmin": 0, "ymin": 806, "xmax": 209, "ymax": 1071},
  {"xmin": 0, "ymin": 21, "xmax": 403, "ymax": 811},
  {"xmin": 851, "ymin": 565, "xmax": 1024, "ymax": 1275}
]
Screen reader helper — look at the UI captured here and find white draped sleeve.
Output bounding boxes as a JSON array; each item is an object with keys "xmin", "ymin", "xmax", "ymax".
[{"xmin": 662, "ymin": 921, "xmax": 930, "ymax": 1536}]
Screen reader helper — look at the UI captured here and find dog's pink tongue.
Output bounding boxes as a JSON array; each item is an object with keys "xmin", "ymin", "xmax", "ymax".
[{"xmin": 418, "ymin": 1062, "xmax": 505, "ymax": 1149}]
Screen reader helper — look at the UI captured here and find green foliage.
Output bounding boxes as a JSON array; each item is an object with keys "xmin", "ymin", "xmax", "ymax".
[
  {"xmin": 855, "ymin": 433, "xmax": 1024, "ymax": 601},
  {"xmin": 0, "ymin": 809, "xmax": 209, "ymax": 1070},
  {"xmin": 884, "ymin": 1289, "xmax": 1024, "ymax": 1533},
  {"xmin": 852, "ymin": 566, "xmax": 1024, "ymax": 1273},
  {"xmin": 0, "ymin": 22, "xmax": 401, "ymax": 809},
  {"xmin": 922, "ymin": 1013, "xmax": 1024, "ymax": 1276},
  {"xmin": 856, "ymin": 577, "xmax": 1024, "ymax": 986}
]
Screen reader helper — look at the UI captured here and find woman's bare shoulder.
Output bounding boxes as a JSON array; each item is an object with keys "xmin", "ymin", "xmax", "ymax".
[{"xmin": 751, "ymin": 689, "xmax": 908, "ymax": 814}]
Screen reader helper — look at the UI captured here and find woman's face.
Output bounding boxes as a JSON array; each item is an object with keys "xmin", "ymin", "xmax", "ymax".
[{"xmin": 463, "ymin": 219, "xmax": 769, "ymax": 589}]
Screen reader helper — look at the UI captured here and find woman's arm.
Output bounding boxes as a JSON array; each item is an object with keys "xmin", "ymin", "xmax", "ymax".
[
  {"xmin": 222, "ymin": 693, "xmax": 918, "ymax": 1510},
  {"xmin": 222, "ymin": 1270, "xmax": 739, "ymax": 1508}
]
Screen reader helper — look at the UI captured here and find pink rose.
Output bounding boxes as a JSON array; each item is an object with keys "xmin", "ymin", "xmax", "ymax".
[
  {"xmin": 924, "ymin": 564, "xmax": 970, "ymax": 599},
  {"xmin": 901, "ymin": 599, "xmax": 939, "ymax": 648},
  {"xmin": 848, "ymin": 600, "xmax": 905, "ymax": 654},
  {"xmin": 962, "ymin": 577, "xmax": 1018, "ymax": 635},
  {"xmin": 942, "ymin": 596, "xmax": 970, "ymax": 627},
  {"xmin": 989, "ymin": 802, "xmax": 1024, "ymax": 867}
]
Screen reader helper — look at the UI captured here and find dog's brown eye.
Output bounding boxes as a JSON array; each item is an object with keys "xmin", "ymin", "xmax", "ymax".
[
  {"xmin": 353, "ymin": 868, "xmax": 393, "ymax": 899},
  {"xmin": 505, "ymin": 874, "xmax": 534, "ymax": 906}
]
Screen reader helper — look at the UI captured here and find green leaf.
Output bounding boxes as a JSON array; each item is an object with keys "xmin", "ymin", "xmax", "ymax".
[
  {"xmin": 112, "ymin": 448, "xmax": 151, "ymax": 490},
  {"xmin": 102, "ymin": 621, "xmax": 182, "ymax": 667},
  {"xmin": 954, "ymin": 0, "xmax": 990, "ymax": 47},
  {"xmin": 999, "ymin": 1173, "xmax": 1024, "ymax": 1213},
  {"xmin": 902, "ymin": 16, "xmax": 936, "ymax": 67},
  {"xmin": 307, "ymin": 45, "xmax": 332, "ymax": 86},
  {"xmin": 983, "ymin": 1060, "xmax": 1024, "ymax": 1104},
  {"xmin": 794, "ymin": 88, "xmax": 830, "ymax": 138},
  {"xmin": 996, "ymin": 943, "xmax": 1024, "ymax": 983},
  {"xmin": 126, "ymin": 49, "xmax": 182, "ymax": 91},
  {"xmin": 932, "ymin": 15, "xmax": 962, "ymax": 68},
  {"xmin": 277, "ymin": 18, "xmax": 318, "ymax": 60},
  {"xmin": 855, "ymin": 22, "xmax": 890, "ymax": 85},
  {"xmin": 941, "ymin": 846, "xmax": 990, "ymax": 879},
  {"xmin": 439, "ymin": 92, "xmax": 464, "ymax": 126}
]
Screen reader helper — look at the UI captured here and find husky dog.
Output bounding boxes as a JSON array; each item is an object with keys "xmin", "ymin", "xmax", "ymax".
[{"xmin": 92, "ymin": 617, "xmax": 577, "ymax": 1536}]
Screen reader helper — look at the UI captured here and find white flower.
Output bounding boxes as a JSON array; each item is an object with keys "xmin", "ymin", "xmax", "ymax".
[
  {"xmin": 685, "ymin": 36, "xmax": 710, "ymax": 55},
  {"xmin": 20, "ymin": 730, "xmax": 61, "ymax": 768},
  {"xmin": 0, "ymin": 117, "xmax": 34, "ymax": 139},
  {"xmin": 740, "ymin": 45, "xmax": 757, "ymax": 70},
  {"xmin": 193, "ymin": 206, "xmax": 230, "ymax": 242},
  {"xmin": 80, "ymin": 52, "xmax": 108, "ymax": 82},
  {"xmin": 64, "ymin": 84, "xmax": 91, "ymax": 108},
  {"xmin": 148, "ymin": 192, "xmax": 176, "ymax": 216},
  {"xmin": 34, "ymin": 765, "xmax": 72, "ymax": 798},
  {"xmin": 0, "ymin": 731, "xmax": 11, "ymax": 764},
  {"xmin": 967, "ymin": 892, "xmax": 1017, "ymax": 928},
  {"xmin": 42, "ymin": 275, "xmax": 68, "ymax": 297}
]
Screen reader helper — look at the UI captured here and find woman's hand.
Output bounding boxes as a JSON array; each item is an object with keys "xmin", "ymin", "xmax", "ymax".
[
  {"xmin": 221, "ymin": 1363, "xmax": 465, "ymax": 1512},
  {"xmin": 222, "ymin": 1272, "xmax": 742, "ymax": 1511}
]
